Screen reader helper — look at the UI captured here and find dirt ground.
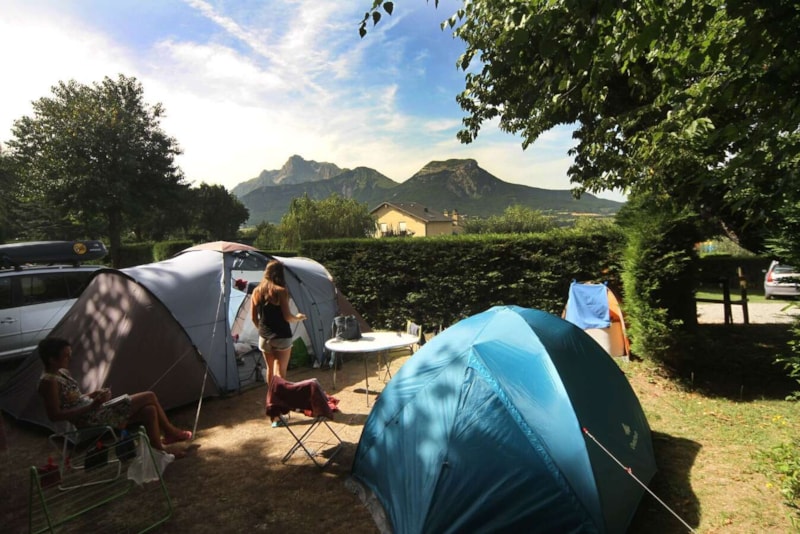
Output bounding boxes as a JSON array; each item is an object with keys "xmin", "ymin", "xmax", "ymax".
[
  {"xmin": 2, "ymin": 348, "xmax": 390, "ymax": 533},
  {"xmin": 1, "ymin": 302, "xmax": 796, "ymax": 533},
  {"xmin": 695, "ymin": 300, "xmax": 799, "ymax": 325}
]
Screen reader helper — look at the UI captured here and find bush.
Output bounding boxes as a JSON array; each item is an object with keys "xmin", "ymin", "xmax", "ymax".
[
  {"xmin": 757, "ymin": 439, "xmax": 800, "ymax": 516},
  {"xmin": 115, "ymin": 242, "xmax": 154, "ymax": 268},
  {"xmin": 153, "ymin": 240, "xmax": 193, "ymax": 261},
  {"xmin": 301, "ymin": 226, "xmax": 625, "ymax": 332},
  {"xmin": 617, "ymin": 194, "xmax": 702, "ymax": 360}
]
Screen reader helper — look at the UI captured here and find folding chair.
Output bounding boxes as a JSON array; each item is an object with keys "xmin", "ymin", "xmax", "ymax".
[
  {"xmin": 47, "ymin": 425, "xmax": 123, "ymax": 490},
  {"xmin": 380, "ymin": 321, "xmax": 424, "ymax": 381},
  {"xmin": 266, "ymin": 376, "xmax": 343, "ymax": 469},
  {"xmin": 30, "ymin": 427, "xmax": 173, "ymax": 533}
]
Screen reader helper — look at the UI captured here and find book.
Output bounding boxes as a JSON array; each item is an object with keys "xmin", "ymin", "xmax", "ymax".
[{"xmin": 102, "ymin": 394, "xmax": 130, "ymax": 408}]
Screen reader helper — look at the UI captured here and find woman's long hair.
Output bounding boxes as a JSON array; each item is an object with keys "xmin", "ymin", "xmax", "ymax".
[{"xmin": 256, "ymin": 260, "xmax": 286, "ymax": 304}]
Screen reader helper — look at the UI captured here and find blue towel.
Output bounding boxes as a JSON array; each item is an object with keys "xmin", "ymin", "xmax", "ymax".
[{"xmin": 565, "ymin": 283, "xmax": 610, "ymax": 329}]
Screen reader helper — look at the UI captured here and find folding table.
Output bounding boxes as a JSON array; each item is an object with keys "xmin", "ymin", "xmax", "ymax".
[{"xmin": 325, "ymin": 331, "xmax": 419, "ymax": 406}]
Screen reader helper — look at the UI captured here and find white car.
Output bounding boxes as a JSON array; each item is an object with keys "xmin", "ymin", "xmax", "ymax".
[
  {"xmin": 763, "ymin": 260, "xmax": 800, "ymax": 299},
  {"xmin": 0, "ymin": 241, "xmax": 106, "ymax": 361}
]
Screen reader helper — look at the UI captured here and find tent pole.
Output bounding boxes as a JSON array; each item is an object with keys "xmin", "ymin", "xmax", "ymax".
[{"xmin": 191, "ymin": 361, "xmax": 210, "ymax": 438}]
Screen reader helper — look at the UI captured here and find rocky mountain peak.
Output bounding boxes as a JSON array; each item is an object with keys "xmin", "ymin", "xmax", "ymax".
[{"xmin": 273, "ymin": 155, "xmax": 345, "ymax": 186}]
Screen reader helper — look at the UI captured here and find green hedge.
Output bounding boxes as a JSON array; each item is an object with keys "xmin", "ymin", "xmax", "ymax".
[
  {"xmin": 115, "ymin": 242, "xmax": 155, "ymax": 268},
  {"xmin": 153, "ymin": 240, "xmax": 193, "ymax": 261},
  {"xmin": 301, "ymin": 227, "xmax": 625, "ymax": 332},
  {"xmin": 114, "ymin": 240, "xmax": 194, "ymax": 267}
]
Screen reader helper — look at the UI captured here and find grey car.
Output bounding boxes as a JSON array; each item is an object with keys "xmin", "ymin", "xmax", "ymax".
[
  {"xmin": 0, "ymin": 240, "xmax": 106, "ymax": 361},
  {"xmin": 763, "ymin": 260, "xmax": 800, "ymax": 299}
]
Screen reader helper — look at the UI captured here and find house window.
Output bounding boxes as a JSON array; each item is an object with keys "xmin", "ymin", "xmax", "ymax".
[
  {"xmin": 380, "ymin": 223, "xmax": 388, "ymax": 236},
  {"xmin": 398, "ymin": 221, "xmax": 407, "ymax": 235}
]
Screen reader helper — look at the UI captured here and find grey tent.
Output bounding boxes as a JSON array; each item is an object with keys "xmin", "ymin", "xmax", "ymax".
[{"xmin": 0, "ymin": 242, "xmax": 340, "ymax": 432}]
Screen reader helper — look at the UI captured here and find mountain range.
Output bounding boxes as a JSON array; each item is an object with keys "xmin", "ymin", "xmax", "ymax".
[{"xmin": 232, "ymin": 155, "xmax": 624, "ymax": 225}]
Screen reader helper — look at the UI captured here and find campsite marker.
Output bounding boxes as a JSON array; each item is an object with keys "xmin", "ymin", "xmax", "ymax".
[{"xmin": 582, "ymin": 427, "xmax": 696, "ymax": 533}]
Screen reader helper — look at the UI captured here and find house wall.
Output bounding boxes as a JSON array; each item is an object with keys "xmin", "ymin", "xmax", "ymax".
[
  {"xmin": 373, "ymin": 206, "xmax": 428, "ymax": 237},
  {"xmin": 425, "ymin": 221, "xmax": 455, "ymax": 237}
]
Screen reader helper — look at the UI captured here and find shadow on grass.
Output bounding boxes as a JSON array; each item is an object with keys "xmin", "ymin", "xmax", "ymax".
[
  {"xmin": 629, "ymin": 431, "xmax": 701, "ymax": 533},
  {"xmin": 663, "ymin": 323, "xmax": 796, "ymax": 401}
]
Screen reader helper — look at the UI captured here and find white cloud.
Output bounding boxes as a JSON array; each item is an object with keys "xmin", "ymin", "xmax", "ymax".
[
  {"xmin": 0, "ymin": 0, "xmax": 626, "ymax": 204},
  {"xmin": 0, "ymin": 4, "xmax": 135, "ymax": 141}
]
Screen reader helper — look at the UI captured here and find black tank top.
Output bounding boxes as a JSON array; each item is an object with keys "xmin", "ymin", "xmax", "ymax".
[{"xmin": 258, "ymin": 300, "xmax": 292, "ymax": 339}]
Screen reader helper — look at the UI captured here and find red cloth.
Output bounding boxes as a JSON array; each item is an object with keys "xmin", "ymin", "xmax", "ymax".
[
  {"xmin": 304, "ymin": 395, "xmax": 339, "ymax": 417},
  {"xmin": 266, "ymin": 376, "xmax": 335, "ymax": 420}
]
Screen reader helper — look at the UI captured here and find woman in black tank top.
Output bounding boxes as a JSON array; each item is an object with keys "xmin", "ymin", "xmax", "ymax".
[{"xmin": 251, "ymin": 260, "xmax": 307, "ymax": 424}]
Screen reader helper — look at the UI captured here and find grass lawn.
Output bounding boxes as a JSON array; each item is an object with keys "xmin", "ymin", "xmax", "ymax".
[
  {"xmin": 695, "ymin": 285, "xmax": 770, "ymax": 304},
  {"xmin": 625, "ymin": 322, "xmax": 799, "ymax": 533}
]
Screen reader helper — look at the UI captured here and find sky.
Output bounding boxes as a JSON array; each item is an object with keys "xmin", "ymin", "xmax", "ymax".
[{"xmin": 0, "ymin": 0, "xmax": 625, "ymax": 202}]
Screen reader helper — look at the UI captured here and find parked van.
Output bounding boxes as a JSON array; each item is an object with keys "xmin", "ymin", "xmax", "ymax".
[{"xmin": 0, "ymin": 241, "xmax": 106, "ymax": 361}]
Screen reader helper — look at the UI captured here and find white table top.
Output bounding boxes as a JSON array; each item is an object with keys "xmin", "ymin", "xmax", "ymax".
[{"xmin": 325, "ymin": 331, "xmax": 419, "ymax": 353}]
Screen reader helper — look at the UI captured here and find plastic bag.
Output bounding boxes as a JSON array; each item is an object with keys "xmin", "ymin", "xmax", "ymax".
[{"xmin": 127, "ymin": 438, "xmax": 174, "ymax": 485}]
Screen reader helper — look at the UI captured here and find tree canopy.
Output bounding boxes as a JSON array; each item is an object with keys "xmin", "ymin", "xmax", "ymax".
[
  {"xmin": 187, "ymin": 183, "xmax": 250, "ymax": 242},
  {"xmin": 7, "ymin": 74, "xmax": 187, "ymax": 265},
  {"xmin": 463, "ymin": 205, "xmax": 555, "ymax": 234},
  {"xmin": 361, "ymin": 0, "xmax": 800, "ymax": 252},
  {"xmin": 280, "ymin": 194, "xmax": 377, "ymax": 248}
]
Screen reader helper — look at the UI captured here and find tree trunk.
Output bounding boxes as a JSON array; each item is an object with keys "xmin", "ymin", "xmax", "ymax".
[{"xmin": 108, "ymin": 210, "xmax": 122, "ymax": 268}]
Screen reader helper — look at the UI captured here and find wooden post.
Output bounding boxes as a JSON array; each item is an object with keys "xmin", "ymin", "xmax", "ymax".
[
  {"xmin": 738, "ymin": 267, "xmax": 749, "ymax": 325},
  {"xmin": 720, "ymin": 277, "xmax": 732, "ymax": 324}
]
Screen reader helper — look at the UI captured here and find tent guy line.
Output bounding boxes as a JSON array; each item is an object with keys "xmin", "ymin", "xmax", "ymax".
[{"xmin": 583, "ymin": 427, "xmax": 696, "ymax": 534}]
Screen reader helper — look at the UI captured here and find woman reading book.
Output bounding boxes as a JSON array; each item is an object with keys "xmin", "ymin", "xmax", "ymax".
[{"xmin": 38, "ymin": 337, "xmax": 192, "ymax": 453}]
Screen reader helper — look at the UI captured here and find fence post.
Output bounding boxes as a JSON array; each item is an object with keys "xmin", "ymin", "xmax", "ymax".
[
  {"xmin": 720, "ymin": 277, "xmax": 732, "ymax": 324},
  {"xmin": 738, "ymin": 267, "xmax": 749, "ymax": 325}
]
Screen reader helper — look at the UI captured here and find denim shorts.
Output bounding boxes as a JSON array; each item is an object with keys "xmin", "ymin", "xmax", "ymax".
[{"xmin": 259, "ymin": 336, "xmax": 293, "ymax": 351}]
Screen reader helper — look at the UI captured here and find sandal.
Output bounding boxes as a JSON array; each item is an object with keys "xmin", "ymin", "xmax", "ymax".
[{"xmin": 163, "ymin": 430, "xmax": 192, "ymax": 445}]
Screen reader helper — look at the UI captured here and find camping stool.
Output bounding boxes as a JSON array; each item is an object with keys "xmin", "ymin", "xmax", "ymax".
[
  {"xmin": 266, "ymin": 376, "xmax": 343, "ymax": 469},
  {"xmin": 276, "ymin": 414, "xmax": 343, "ymax": 469}
]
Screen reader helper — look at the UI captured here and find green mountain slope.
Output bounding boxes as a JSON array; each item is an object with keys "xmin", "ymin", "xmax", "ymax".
[
  {"xmin": 240, "ymin": 166, "xmax": 396, "ymax": 223},
  {"xmin": 236, "ymin": 156, "xmax": 623, "ymax": 224}
]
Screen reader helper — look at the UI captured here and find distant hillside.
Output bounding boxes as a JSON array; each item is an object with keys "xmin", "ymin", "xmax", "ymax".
[
  {"xmin": 240, "ymin": 165, "xmax": 396, "ymax": 223},
  {"xmin": 235, "ymin": 156, "xmax": 623, "ymax": 224},
  {"xmin": 384, "ymin": 159, "xmax": 620, "ymax": 217}
]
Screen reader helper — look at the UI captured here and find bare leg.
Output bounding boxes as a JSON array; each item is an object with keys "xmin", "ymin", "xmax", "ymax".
[
  {"xmin": 127, "ymin": 391, "xmax": 182, "ymax": 450},
  {"xmin": 272, "ymin": 347, "xmax": 291, "ymax": 380},
  {"xmin": 262, "ymin": 351, "xmax": 276, "ymax": 385},
  {"xmin": 268, "ymin": 347, "xmax": 291, "ymax": 423}
]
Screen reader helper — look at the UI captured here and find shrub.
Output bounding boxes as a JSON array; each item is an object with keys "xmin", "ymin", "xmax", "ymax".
[
  {"xmin": 302, "ymin": 226, "xmax": 625, "ymax": 332},
  {"xmin": 756, "ymin": 439, "xmax": 800, "ymax": 516},
  {"xmin": 617, "ymin": 194, "xmax": 702, "ymax": 360},
  {"xmin": 153, "ymin": 240, "xmax": 192, "ymax": 261}
]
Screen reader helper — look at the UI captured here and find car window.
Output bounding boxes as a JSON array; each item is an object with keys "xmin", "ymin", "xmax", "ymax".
[
  {"xmin": 773, "ymin": 265, "xmax": 797, "ymax": 274},
  {"xmin": 0, "ymin": 278, "xmax": 12, "ymax": 309},
  {"xmin": 20, "ymin": 273, "xmax": 72, "ymax": 305},
  {"xmin": 63, "ymin": 271, "xmax": 95, "ymax": 297}
]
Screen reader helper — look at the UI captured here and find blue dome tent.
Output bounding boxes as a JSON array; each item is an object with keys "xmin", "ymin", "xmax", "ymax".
[{"xmin": 350, "ymin": 305, "xmax": 656, "ymax": 534}]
